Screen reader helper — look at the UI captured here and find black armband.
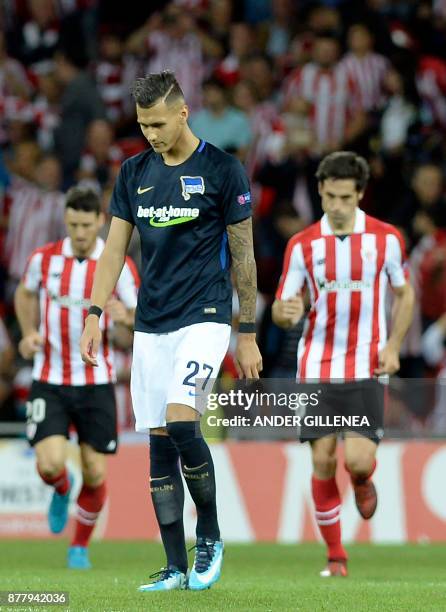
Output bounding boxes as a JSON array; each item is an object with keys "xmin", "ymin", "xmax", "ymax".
[
  {"xmin": 239, "ymin": 322, "xmax": 256, "ymax": 333},
  {"xmin": 88, "ymin": 305, "xmax": 103, "ymax": 318}
]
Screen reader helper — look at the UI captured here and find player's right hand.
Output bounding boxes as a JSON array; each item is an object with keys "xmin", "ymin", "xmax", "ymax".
[
  {"xmin": 80, "ymin": 316, "xmax": 102, "ymax": 367},
  {"xmin": 271, "ymin": 296, "xmax": 304, "ymax": 329},
  {"xmin": 18, "ymin": 331, "xmax": 43, "ymax": 360}
]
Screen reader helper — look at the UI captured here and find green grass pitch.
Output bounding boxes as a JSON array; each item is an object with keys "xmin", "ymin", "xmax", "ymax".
[{"xmin": 1, "ymin": 540, "xmax": 446, "ymax": 611}]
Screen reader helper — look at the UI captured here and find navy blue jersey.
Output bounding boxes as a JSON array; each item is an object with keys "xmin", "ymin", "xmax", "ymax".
[{"xmin": 109, "ymin": 140, "xmax": 252, "ymax": 333}]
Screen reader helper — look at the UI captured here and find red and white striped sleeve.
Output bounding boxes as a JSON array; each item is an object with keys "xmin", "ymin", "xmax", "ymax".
[
  {"xmin": 385, "ymin": 228, "xmax": 410, "ymax": 288},
  {"xmin": 22, "ymin": 250, "xmax": 43, "ymax": 292},
  {"xmin": 115, "ymin": 256, "xmax": 140, "ymax": 308},
  {"xmin": 276, "ymin": 237, "xmax": 307, "ymax": 300}
]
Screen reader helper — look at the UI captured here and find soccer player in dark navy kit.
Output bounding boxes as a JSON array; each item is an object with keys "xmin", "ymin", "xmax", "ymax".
[{"xmin": 81, "ymin": 71, "xmax": 262, "ymax": 592}]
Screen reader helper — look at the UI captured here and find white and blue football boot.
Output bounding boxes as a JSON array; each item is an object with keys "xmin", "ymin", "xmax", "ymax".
[
  {"xmin": 188, "ymin": 538, "xmax": 224, "ymax": 591},
  {"xmin": 138, "ymin": 566, "xmax": 188, "ymax": 592}
]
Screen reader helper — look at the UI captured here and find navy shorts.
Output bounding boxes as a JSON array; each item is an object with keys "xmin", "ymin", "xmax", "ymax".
[
  {"xmin": 298, "ymin": 379, "xmax": 385, "ymax": 445},
  {"xmin": 26, "ymin": 380, "xmax": 118, "ymax": 454}
]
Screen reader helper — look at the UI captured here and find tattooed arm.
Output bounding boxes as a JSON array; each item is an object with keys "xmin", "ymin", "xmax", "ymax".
[{"xmin": 227, "ymin": 218, "xmax": 263, "ymax": 378}]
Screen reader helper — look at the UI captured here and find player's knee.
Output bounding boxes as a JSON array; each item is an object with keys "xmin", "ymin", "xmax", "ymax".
[
  {"xmin": 37, "ymin": 459, "xmax": 65, "ymax": 479},
  {"xmin": 166, "ymin": 420, "xmax": 200, "ymax": 447},
  {"xmin": 312, "ymin": 453, "xmax": 337, "ymax": 478},
  {"xmin": 344, "ymin": 454, "xmax": 375, "ymax": 477},
  {"xmin": 150, "ymin": 432, "xmax": 180, "ymax": 474},
  {"xmin": 82, "ymin": 460, "xmax": 106, "ymax": 487},
  {"xmin": 82, "ymin": 470, "xmax": 105, "ymax": 488}
]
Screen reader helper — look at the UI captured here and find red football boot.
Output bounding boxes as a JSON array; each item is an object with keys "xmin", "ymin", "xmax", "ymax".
[
  {"xmin": 353, "ymin": 477, "xmax": 377, "ymax": 520},
  {"xmin": 320, "ymin": 560, "xmax": 348, "ymax": 577}
]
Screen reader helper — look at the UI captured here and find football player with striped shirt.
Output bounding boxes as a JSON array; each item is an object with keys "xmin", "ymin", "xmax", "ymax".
[
  {"xmin": 14, "ymin": 187, "xmax": 139, "ymax": 569},
  {"xmin": 273, "ymin": 152, "xmax": 414, "ymax": 577},
  {"xmin": 340, "ymin": 24, "xmax": 389, "ymax": 112},
  {"xmin": 80, "ymin": 71, "xmax": 262, "ymax": 592}
]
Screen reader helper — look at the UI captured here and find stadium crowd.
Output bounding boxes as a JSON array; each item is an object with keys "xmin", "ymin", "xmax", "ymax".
[{"xmin": 1, "ymin": 0, "xmax": 446, "ymax": 433}]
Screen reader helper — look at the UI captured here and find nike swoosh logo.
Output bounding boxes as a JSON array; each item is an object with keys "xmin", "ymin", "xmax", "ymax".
[
  {"xmin": 150, "ymin": 217, "xmax": 195, "ymax": 227},
  {"xmin": 188, "ymin": 390, "xmax": 199, "ymax": 397},
  {"xmin": 184, "ymin": 462, "xmax": 208, "ymax": 471},
  {"xmin": 137, "ymin": 186, "xmax": 155, "ymax": 194},
  {"xmin": 194, "ymin": 546, "xmax": 223, "ymax": 584}
]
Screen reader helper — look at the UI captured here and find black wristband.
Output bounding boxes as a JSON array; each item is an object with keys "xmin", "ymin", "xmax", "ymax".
[
  {"xmin": 88, "ymin": 305, "xmax": 103, "ymax": 318},
  {"xmin": 239, "ymin": 322, "xmax": 256, "ymax": 333}
]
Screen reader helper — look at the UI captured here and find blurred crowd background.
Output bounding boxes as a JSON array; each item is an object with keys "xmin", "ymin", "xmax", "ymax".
[{"xmin": 1, "ymin": 0, "xmax": 446, "ymax": 437}]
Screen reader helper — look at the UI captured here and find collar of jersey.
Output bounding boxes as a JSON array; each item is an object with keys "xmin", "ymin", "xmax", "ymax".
[
  {"xmin": 157, "ymin": 139, "xmax": 206, "ymax": 168},
  {"xmin": 62, "ymin": 236, "xmax": 104, "ymax": 260},
  {"xmin": 321, "ymin": 208, "xmax": 365, "ymax": 236}
]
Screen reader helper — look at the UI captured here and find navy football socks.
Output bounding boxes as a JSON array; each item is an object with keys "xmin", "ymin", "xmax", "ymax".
[
  {"xmin": 166, "ymin": 421, "xmax": 220, "ymax": 541},
  {"xmin": 149, "ymin": 434, "xmax": 188, "ymax": 573}
]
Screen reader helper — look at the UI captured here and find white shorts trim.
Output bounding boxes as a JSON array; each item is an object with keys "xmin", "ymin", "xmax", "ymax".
[{"xmin": 130, "ymin": 322, "xmax": 231, "ymax": 432}]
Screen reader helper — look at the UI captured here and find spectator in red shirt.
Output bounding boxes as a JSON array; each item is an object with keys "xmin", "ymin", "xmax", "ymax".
[
  {"xmin": 417, "ymin": 55, "xmax": 446, "ymax": 129},
  {"xmin": 340, "ymin": 23, "xmax": 389, "ymax": 112},
  {"xmin": 283, "ymin": 32, "xmax": 367, "ymax": 157},
  {"xmin": 93, "ymin": 30, "xmax": 140, "ymax": 127},
  {"xmin": 127, "ymin": 5, "xmax": 222, "ymax": 113}
]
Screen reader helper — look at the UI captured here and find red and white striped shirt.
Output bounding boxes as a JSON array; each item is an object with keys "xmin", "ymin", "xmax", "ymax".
[
  {"xmin": 145, "ymin": 31, "xmax": 204, "ymax": 113},
  {"xmin": 245, "ymin": 101, "xmax": 283, "ymax": 179},
  {"xmin": 283, "ymin": 62, "xmax": 361, "ymax": 146},
  {"xmin": 276, "ymin": 209, "xmax": 409, "ymax": 380},
  {"xmin": 23, "ymin": 237, "xmax": 139, "ymax": 386},
  {"xmin": 32, "ymin": 95, "xmax": 60, "ymax": 151},
  {"xmin": 5, "ymin": 177, "xmax": 65, "ymax": 280},
  {"xmin": 93, "ymin": 56, "xmax": 140, "ymax": 123},
  {"xmin": 417, "ymin": 56, "xmax": 446, "ymax": 129},
  {"xmin": 340, "ymin": 52, "xmax": 389, "ymax": 111}
]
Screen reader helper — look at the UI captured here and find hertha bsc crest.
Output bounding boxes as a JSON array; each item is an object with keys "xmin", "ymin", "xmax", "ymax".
[{"xmin": 180, "ymin": 176, "xmax": 205, "ymax": 201}]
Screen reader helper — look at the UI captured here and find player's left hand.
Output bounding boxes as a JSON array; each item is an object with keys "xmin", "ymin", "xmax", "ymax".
[
  {"xmin": 105, "ymin": 298, "xmax": 130, "ymax": 326},
  {"xmin": 80, "ymin": 316, "xmax": 102, "ymax": 367},
  {"xmin": 374, "ymin": 342, "xmax": 400, "ymax": 376},
  {"xmin": 235, "ymin": 334, "xmax": 263, "ymax": 379}
]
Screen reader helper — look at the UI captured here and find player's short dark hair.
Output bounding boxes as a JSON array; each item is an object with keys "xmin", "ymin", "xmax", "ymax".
[
  {"xmin": 65, "ymin": 187, "xmax": 101, "ymax": 215},
  {"xmin": 131, "ymin": 71, "xmax": 184, "ymax": 108},
  {"xmin": 316, "ymin": 151, "xmax": 370, "ymax": 192}
]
